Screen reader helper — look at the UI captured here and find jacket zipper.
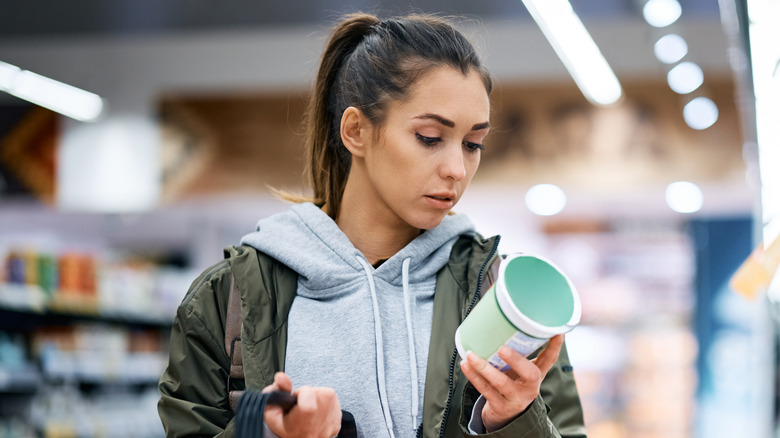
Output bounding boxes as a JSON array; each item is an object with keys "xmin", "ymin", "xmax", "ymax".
[{"xmin": 438, "ymin": 236, "xmax": 500, "ymax": 438}]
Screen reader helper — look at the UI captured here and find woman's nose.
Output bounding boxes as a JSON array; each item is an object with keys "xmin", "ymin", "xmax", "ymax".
[{"xmin": 440, "ymin": 143, "xmax": 467, "ymax": 181}]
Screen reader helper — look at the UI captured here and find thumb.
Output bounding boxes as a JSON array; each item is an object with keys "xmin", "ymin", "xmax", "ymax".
[
  {"xmin": 274, "ymin": 372, "xmax": 293, "ymax": 393},
  {"xmin": 262, "ymin": 373, "xmax": 294, "ymax": 437},
  {"xmin": 532, "ymin": 335, "xmax": 564, "ymax": 376},
  {"xmin": 263, "ymin": 372, "xmax": 293, "ymax": 394}
]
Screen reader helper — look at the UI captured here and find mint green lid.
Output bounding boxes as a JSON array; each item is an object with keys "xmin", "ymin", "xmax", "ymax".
[{"xmin": 501, "ymin": 255, "xmax": 577, "ymax": 328}]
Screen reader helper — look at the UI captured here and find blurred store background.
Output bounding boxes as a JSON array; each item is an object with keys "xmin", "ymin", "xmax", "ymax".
[{"xmin": 0, "ymin": 0, "xmax": 778, "ymax": 437}]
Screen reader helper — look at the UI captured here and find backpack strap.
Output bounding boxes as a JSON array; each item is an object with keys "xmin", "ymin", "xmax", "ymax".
[{"xmin": 225, "ymin": 272, "xmax": 245, "ymax": 411}]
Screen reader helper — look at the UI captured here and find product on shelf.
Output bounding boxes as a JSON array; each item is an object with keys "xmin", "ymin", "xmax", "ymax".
[
  {"xmin": 1, "ymin": 248, "xmax": 193, "ymax": 322},
  {"xmin": 30, "ymin": 324, "xmax": 167, "ymax": 384}
]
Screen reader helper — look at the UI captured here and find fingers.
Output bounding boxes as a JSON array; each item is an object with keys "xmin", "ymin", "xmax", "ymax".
[
  {"xmin": 530, "ymin": 335, "xmax": 564, "ymax": 376},
  {"xmin": 295, "ymin": 386, "xmax": 340, "ymax": 418},
  {"xmin": 261, "ymin": 373, "xmax": 342, "ymax": 438},
  {"xmin": 497, "ymin": 335, "xmax": 564, "ymax": 382},
  {"xmin": 265, "ymin": 384, "xmax": 342, "ymax": 438},
  {"xmin": 462, "ymin": 335, "xmax": 565, "ymax": 398},
  {"xmin": 460, "ymin": 352, "xmax": 512, "ymax": 401},
  {"xmin": 293, "ymin": 386, "xmax": 317, "ymax": 412},
  {"xmin": 289, "ymin": 386, "xmax": 342, "ymax": 437},
  {"xmin": 461, "ymin": 349, "xmax": 536, "ymax": 431}
]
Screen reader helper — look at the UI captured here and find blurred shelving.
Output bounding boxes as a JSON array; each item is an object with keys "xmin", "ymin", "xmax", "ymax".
[
  {"xmin": 0, "ymin": 285, "xmax": 177, "ymax": 328},
  {"xmin": 0, "ymin": 367, "xmax": 41, "ymax": 394},
  {"xmin": 0, "ymin": 202, "xmax": 211, "ymax": 438},
  {"xmin": 544, "ymin": 218, "xmax": 698, "ymax": 438}
]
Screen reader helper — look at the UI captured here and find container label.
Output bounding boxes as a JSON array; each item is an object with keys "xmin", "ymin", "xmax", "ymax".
[{"xmin": 487, "ymin": 331, "xmax": 546, "ymax": 372}]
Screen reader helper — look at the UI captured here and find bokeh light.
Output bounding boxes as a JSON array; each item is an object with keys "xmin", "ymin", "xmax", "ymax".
[
  {"xmin": 525, "ymin": 184, "xmax": 567, "ymax": 216},
  {"xmin": 665, "ymin": 181, "xmax": 704, "ymax": 213},
  {"xmin": 654, "ymin": 34, "xmax": 688, "ymax": 64},
  {"xmin": 643, "ymin": 0, "xmax": 683, "ymax": 28},
  {"xmin": 667, "ymin": 62, "xmax": 704, "ymax": 94},
  {"xmin": 683, "ymin": 97, "xmax": 719, "ymax": 130}
]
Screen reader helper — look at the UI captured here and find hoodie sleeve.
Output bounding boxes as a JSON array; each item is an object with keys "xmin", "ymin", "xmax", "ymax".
[{"xmin": 158, "ymin": 264, "xmax": 239, "ymax": 438}]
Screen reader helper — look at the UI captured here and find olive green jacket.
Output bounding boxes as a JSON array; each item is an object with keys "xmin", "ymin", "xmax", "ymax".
[{"xmin": 158, "ymin": 234, "xmax": 587, "ymax": 437}]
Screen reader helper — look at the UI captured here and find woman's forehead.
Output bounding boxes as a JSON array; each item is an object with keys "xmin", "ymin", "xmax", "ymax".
[{"xmin": 392, "ymin": 68, "xmax": 491, "ymax": 125}]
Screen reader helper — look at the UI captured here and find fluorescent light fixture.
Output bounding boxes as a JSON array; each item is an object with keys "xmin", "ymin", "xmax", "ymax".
[
  {"xmin": 0, "ymin": 61, "xmax": 21, "ymax": 89},
  {"xmin": 643, "ymin": 0, "xmax": 682, "ymax": 28},
  {"xmin": 654, "ymin": 34, "xmax": 688, "ymax": 64},
  {"xmin": 683, "ymin": 96, "xmax": 719, "ymax": 130},
  {"xmin": 525, "ymin": 183, "xmax": 567, "ymax": 216},
  {"xmin": 0, "ymin": 60, "xmax": 104, "ymax": 122},
  {"xmin": 521, "ymin": 0, "xmax": 623, "ymax": 106},
  {"xmin": 747, "ymin": 0, "xmax": 780, "ymax": 247},
  {"xmin": 665, "ymin": 181, "xmax": 703, "ymax": 213},
  {"xmin": 667, "ymin": 61, "xmax": 704, "ymax": 94}
]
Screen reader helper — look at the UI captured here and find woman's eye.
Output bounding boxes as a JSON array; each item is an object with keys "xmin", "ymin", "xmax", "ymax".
[
  {"xmin": 416, "ymin": 133, "xmax": 441, "ymax": 146},
  {"xmin": 463, "ymin": 141, "xmax": 485, "ymax": 152}
]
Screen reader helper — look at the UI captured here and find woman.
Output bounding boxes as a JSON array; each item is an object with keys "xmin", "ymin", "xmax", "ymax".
[{"xmin": 158, "ymin": 12, "xmax": 587, "ymax": 438}]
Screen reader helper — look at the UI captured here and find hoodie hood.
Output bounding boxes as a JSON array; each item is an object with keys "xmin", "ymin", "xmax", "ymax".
[{"xmin": 240, "ymin": 202, "xmax": 475, "ymax": 293}]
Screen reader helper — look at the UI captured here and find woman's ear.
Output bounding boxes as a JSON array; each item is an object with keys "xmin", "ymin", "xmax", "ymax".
[{"xmin": 340, "ymin": 106, "xmax": 370, "ymax": 158}]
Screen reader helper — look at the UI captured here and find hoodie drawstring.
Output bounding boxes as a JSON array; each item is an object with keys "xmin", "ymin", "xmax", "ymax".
[
  {"xmin": 357, "ymin": 256, "xmax": 395, "ymax": 438},
  {"xmin": 401, "ymin": 257, "xmax": 420, "ymax": 431}
]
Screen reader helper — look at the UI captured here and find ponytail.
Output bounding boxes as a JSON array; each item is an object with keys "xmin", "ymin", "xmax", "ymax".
[{"xmin": 305, "ymin": 13, "xmax": 379, "ymax": 220}]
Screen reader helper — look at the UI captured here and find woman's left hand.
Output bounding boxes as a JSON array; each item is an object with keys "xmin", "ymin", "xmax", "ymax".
[{"xmin": 460, "ymin": 334, "xmax": 564, "ymax": 432}]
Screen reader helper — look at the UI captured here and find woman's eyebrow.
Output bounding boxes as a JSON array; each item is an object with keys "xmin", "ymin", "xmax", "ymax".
[
  {"xmin": 471, "ymin": 121, "xmax": 490, "ymax": 131},
  {"xmin": 413, "ymin": 113, "xmax": 490, "ymax": 131},
  {"xmin": 414, "ymin": 113, "xmax": 455, "ymax": 128}
]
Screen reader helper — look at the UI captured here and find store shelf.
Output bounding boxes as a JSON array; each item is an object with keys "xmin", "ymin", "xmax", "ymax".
[
  {"xmin": 0, "ymin": 284, "xmax": 47, "ymax": 313},
  {"xmin": 19, "ymin": 383, "xmax": 165, "ymax": 438},
  {"xmin": 39, "ymin": 350, "xmax": 166, "ymax": 387},
  {"xmin": 0, "ymin": 285, "xmax": 174, "ymax": 328},
  {"xmin": 0, "ymin": 367, "xmax": 41, "ymax": 394}
]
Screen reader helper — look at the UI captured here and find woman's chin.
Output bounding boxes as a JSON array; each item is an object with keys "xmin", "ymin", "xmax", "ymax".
[{"xmin": 411, "ymin": 212, "xmax": 450, "ymax": 231}]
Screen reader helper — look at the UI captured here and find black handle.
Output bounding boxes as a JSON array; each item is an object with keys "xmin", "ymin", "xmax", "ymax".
[{"xmin": 266, "ymin": 390, "xmax": 297, "ymax": 413}]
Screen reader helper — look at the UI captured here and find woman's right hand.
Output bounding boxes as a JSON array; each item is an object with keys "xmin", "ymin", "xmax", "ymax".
[{"xmin": 262, "ymin": 372, "xmax": 342, "ymax": 438}]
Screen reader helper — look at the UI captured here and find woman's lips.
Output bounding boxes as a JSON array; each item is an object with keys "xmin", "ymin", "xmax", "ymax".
[{"xmin": 424, "ymin": 193, "xmax": 455, "ymax": 209}]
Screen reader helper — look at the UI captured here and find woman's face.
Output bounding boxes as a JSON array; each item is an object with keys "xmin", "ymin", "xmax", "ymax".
[{"xmin": 359, "ymin": 66, "xmax": 490, "ymax": 230}]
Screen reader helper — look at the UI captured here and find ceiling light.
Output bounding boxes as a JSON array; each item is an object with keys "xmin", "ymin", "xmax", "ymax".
[
  {"xmin": 521, "ymin": 0, "xmax": 623, "ymax": 106},
  {"xmin": 683, "ymin": 97, "xmax": 719, "ymax": 130},
  {"xmin": 0, "ymin": 61, "xmax": 21, "ymax": 90},
  {"xmin": 643, "ymin": 0, "xmax": 683, "ymax": 28},
  {"xmin": 525, "ymin": 184, "xmax": 567, "ymax": 216},
  {"xmin": 667, "ymin": 61, "xmax": 704, "ymax": 94},
  {"xmin": 654, "ymin": 34, "xmax": 688, "ymax": 64},
  {"xmin": 746, "ymin": 0, "xmax": 780, "ymax": 246},
  {"xmin": 665, "ymin": 181, "xmax": 703, "ymax": 213},
  {"xmin": 0, "ymin": 60, "xmax": 104, "ymax": 122}
]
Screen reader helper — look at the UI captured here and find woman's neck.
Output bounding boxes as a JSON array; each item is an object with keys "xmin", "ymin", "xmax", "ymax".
[{"xmin": 333, "ymin": 201, "xmax": 420, "ymax": 266}]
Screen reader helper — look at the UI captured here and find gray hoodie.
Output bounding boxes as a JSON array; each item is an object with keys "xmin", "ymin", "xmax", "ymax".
[{"xmin": 240, "ymin": 202, "xmax": 476, "ymax": 437}]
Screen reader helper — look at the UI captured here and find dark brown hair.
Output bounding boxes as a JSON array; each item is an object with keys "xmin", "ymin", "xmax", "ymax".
[{"xmin": 289, "ymin": 12, "xmax": 492, "ymax": 219}]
